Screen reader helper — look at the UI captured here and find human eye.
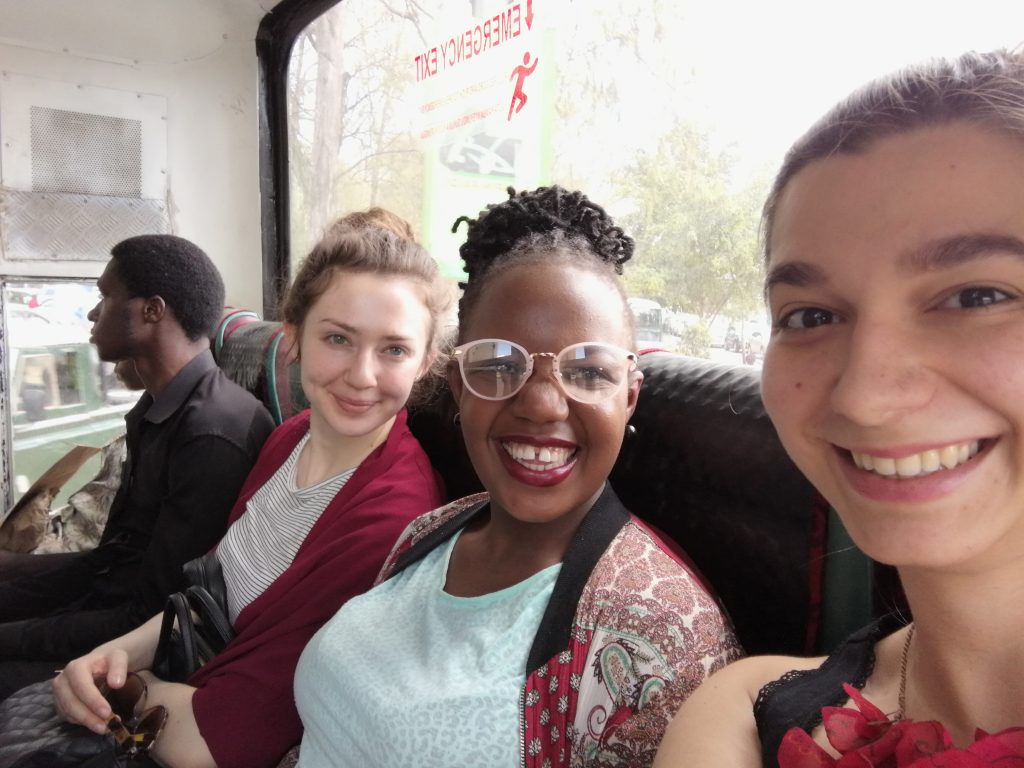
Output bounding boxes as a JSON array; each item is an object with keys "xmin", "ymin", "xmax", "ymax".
[
  {"xmin": 383, "ymin": 345, "xmax": 410, "ymax": 358},
  {"xmin": 563, "ymin": 365, "xmax": 616, "ymax": 389},
  {"xmin": 462, "ymin": 360, "xmax": 522, "ymax": 399},
  {"xmin": 938, "ymin": 286, "xmax": 1014, "ymax": 310},
  {"xmin": 776, "ymin": 307, "xmax": 840, "ymax": 330},
  {"xmin": 326, "ymin": 333, "xmax": 350, "ymax": 346},
  {"xmin": 478, "ymin": 359, "xmax": 523, "ymax": 376}
]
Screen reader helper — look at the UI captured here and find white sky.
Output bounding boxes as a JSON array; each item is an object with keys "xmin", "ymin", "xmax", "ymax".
[
  {"xmin": 683, "ymin": 0, "xmax": 1024, "ymax": 178},
  {"xmin": 298, "ymin": 0, "xmax": 1024, "ymax": 269}
]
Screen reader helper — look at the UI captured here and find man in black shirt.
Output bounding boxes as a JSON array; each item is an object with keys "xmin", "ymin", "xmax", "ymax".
[{"xmin": 0, "ymin": 235, "xmax": 275, "ymax": 699}]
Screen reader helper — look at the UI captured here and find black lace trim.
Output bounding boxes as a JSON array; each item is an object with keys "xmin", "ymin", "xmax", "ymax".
[{"xmin": 753, "ymin": 613, "xmax": 908, "ymax": 768}]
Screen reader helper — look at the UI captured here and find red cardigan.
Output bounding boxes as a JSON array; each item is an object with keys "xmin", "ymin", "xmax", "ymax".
[{"xmin": 189, "ymin": 409, "xmax": 443, "ymax": 768}]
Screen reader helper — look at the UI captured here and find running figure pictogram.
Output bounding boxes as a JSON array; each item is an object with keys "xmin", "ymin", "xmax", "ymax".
[{"xmin": 508, "ymin": 52, "xmax": 538, "ymax": 121}]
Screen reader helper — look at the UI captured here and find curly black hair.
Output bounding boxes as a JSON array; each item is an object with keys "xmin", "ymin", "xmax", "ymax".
[
  {"xmin": 452, "ymin": 186, "xmax": 635, "ymax": 338},
  {"xmin": 111, "ymin": 234, "xmax": 225, "ymax": 341},
  {"xmin": 453, "ymin": 185, "xmax": 634, "ymax": 285}
]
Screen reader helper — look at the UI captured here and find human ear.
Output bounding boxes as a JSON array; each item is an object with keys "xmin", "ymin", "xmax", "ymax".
[
  {"xmin": 625, "ymin": 369, "xmax": 643, "ymax": 420},
  {"xmin": 142, "ymin": 296, "xmax": 166, "ymax": 324},
  {"xmin": 417, "ymin": 350, "xmax": 438, "ymax": 381},
  {"xmin": 283, "ymin": 324, "xmax": 300, "ymax": 362},
  {"xmin": 447, "ymin": 360, "xmax": 464, "ymax": 403}
]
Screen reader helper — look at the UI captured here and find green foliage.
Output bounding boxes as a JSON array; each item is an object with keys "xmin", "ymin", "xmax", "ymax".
[
  {"xmin": 617, "ymin": 120, "xmax": 768, "ymax": 321},
  {"xmin": 677, "ymin": 321, "xmax": 712, "ymax": 358},
  {"xmin": 287, "ymin": 4, "xmax": 427, "ymax": 267},
  {"xmin": 620, "ymin": 264, "xmax": 666, "ymax": 302}
]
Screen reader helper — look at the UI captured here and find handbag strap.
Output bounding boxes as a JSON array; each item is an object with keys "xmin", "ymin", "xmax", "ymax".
[
  {"xmin": 185, "ymin": 586, "xmax": 234, "ymax": 655},
  {"xmin": 153, "ymin": 591, "xmax": 198, "ymax": 676},
  {"xmin": 182, "ymin": 551, "xmax": 229, "ymax": 611}
]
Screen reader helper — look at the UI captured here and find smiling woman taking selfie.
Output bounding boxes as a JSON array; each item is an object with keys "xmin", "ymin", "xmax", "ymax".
[
  {"xmin": 290, "ymin": 186, "xmax": 741, "ymax": 768},
  {"xmin": 654, "ymin": 48, "xmax": 1024, "ymax": 768}
]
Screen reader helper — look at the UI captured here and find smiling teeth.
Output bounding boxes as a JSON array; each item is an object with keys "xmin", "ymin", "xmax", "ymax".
[
  {"xmin": 503, "ymin": 442, "xmax": 574, "ymax": 469},
  {"xmin": 851, "ymin": 441, "xmax": 979, "ymax": 478}
]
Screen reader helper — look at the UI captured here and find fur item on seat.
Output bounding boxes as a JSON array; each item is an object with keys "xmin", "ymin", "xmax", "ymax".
[
  {"xmin": 0, "ymin": 490, "xmax": 54, "ymax": 553},
  {"xmin": 0, "ymin": 436, "xmax": 125, "ymax": 555},
  {"xmin": 33, "ymin": 436, "xmax": 126, "ymax": 554}
]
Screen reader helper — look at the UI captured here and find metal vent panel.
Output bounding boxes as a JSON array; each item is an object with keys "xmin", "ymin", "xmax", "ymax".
[
  {"xmin": 30, "ymin": 107, "xmax": 143, "ymax": 198},
  {"xmin": 0, "ymin": 190, "xmax": 169, "ymax": 262},
  {"xmin": 0, "ymin": 73, "xmax": 166, "ymax": 200}
]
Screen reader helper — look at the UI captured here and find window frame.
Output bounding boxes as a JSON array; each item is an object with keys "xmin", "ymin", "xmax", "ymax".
[{"xmin": 256, "ymin": 0, "xmax": 343, "ymax": 320}]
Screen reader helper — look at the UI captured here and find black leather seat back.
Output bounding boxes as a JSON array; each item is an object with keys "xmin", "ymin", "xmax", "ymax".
[{"xmin": 610, "ymin": 353, "xmax": 823, "ymax": 655}]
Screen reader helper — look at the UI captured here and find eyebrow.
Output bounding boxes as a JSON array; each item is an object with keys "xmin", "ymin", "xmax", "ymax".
[
  {"xmin": 318, "ymin": 319, "xmax": 415, "ymax": 342},
  {"xmin": 765, "ymin": 233, "xmax": 1024, "ymax": 295},
  {"xmin": 901, "ymin": 233, "xmax": 1024, "ymax": 272},
  {"xmin": 764, "ymin": 261, "xmax": 827, "ymax": 294}
]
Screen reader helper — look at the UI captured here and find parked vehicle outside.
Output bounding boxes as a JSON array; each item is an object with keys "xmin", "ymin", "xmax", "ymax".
[
  {"xmin": 6, "ymin": 284, "xmax": 139, "ymax": 508},
  {"xmin": 627, "ymin": 297, "xmax": 664, "ymax": 347}
]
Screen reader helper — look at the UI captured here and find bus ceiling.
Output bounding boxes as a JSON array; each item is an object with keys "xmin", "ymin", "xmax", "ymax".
[{"xmin": 0, "ymin": 0, "xmax": 269, "ymax": 65}]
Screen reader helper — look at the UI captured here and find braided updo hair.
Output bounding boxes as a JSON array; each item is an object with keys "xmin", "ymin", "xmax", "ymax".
[{"xmin": 452, "ymin": 185, "xmax": 636, "ymax": 342}]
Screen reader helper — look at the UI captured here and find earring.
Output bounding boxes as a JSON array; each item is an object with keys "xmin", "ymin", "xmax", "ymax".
[
  {"xmin": 453, "ymin": 412, "xmax": 461, "ymax": 426},
  {"xmin": 625, "ymin": 424, "xmax": 636, "ymax": 437}
]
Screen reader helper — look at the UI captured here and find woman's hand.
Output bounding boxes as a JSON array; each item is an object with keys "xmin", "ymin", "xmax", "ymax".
[
  {"xmin": 52, "ymin": 611, "xmax": 165, "ymax": 733},
  {"xmin": 52, "ymin": 645, "xmax": 130, "ymax": 734}
]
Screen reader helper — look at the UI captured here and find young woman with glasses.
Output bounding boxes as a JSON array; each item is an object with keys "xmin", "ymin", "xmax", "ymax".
[
  {"xmin": 48, "ymin": 213, "xmax": 451, "ymax": 768},
  {"xmin": 654, "ymin": 49, "xmax": 1024, "ymax": 768},
  {"xmin": 289, "ymin": 186, "xmax": 741, "ymax": 768}
]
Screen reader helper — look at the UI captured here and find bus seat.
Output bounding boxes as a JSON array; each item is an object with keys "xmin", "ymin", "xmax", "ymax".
[
  {"xmin": 213, "ymin": 317, "xmax": 881, "ymax": 657},
  {"xmin": 213, "ymin": 311, "xmax": 308, "ymax": 425},
  {"xmin": 610, "ymin": 352, "xmax": 827, "ymax": 655}
]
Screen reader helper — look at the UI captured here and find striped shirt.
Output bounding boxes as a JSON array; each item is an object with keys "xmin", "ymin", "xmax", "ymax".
[{"xmin": 219, "ymin": 432, "xmax": 354, "ymax": 623}]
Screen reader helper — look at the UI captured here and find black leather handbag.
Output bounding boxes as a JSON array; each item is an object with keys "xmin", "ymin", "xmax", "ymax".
[
  {"xmin": 0, "ymin": 680, "xmax": 116, "ymax": 768},
  {"xmin": 0, "ymin": 554, "xmax": 230, "ymax": 768},
  {"xmin": 151, "ymin": 552, "xmax": 234, "ymax": 682}
]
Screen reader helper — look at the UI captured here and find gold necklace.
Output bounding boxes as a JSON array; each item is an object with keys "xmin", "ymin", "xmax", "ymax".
[{"xmin": 895, "ymin": 622, "xmax": 915, "ymax": 721}]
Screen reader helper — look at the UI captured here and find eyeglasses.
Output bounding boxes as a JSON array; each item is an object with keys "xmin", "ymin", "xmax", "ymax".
[
  {"xmin": 101, "ymin": 672, "xmax": 169, "ymax": 759},
  {"xmin": 451, "ymin": 339, "xmax": 637, "ymax": 404}
]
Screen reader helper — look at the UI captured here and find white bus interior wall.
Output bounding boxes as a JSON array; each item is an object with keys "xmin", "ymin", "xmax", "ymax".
[{"xmin": 0, "ymin": 0, "xmax": 268, "ymax": 309}]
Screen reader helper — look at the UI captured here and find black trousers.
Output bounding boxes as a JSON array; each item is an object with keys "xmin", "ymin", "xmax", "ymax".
[
  {"xmin": 0, "ymin": 551, "xmax": 99, "ymax": 702},
  {"xmin": 0, "ymin": 550, "xmax": 96, "ymax": 622}
]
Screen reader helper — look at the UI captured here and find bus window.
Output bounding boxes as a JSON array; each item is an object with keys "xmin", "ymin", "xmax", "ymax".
[
  {"xmin": 16, "ymin": 355, "xmax": 58, "ymax": 421},
  {"xmin": 4, "ymin": 280, "xmax": 139, "ymax": 503},
  {"xmin": 627, "ymin": 297, "xmax": 663, "ymax": 347},
  {"xmin": 54, "ymin": 350, "xmax": 83, "ymax": 406},
  {"xmin": 284, "ymin": 0, "xmax": 1024, "ymax": 347}
]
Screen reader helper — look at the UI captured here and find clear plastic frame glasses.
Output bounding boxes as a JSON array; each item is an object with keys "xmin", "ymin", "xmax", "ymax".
[{"xmin": 451, "ymin": 339, "xmax": 638, "ymax": 404}]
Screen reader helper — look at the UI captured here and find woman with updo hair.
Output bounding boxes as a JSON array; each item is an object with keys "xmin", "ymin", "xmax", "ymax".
[
  {"xmin": 48, "ymin": 211, "xmax": 450, "ymax": 768},
  {"xmin": 292, "ymin": 186, "xmax": 740, "ymax": 768}
]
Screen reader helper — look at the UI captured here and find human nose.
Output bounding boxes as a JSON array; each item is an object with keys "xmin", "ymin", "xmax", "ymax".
[
  {"xmin": 512, "ymin": 356, "xmax": 570, "ymax": 421},
  {"xmin": 346, "ymin": 350, "xmax": 378, "ymax": 388},
  {"xmin": 87, "ymin": 302, "xmax": 100, "ymax": 322},
  {"xmin": 828, "ymin": 320, "xmax": 935, "ymax": 427}
]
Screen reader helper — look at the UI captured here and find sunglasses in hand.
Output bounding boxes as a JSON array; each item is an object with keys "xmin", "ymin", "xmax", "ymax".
[{"xmin": 100, "ymin": 672, "xmax": 169, "ymax": 759}]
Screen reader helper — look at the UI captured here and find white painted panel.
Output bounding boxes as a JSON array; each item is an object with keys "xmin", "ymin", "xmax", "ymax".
[
  {"xmin": 0, "ymin": 72, "xmax": 168, "ymax": 199},
  {"xmin": 0, "ymin": 0, "xmax": 267, "ymax": 311}
]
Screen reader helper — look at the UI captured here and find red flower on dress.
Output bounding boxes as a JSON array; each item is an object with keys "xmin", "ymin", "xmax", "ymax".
[{"xmin": 777, "ymin": 683, "xmax": 1024, "ymax": 767}]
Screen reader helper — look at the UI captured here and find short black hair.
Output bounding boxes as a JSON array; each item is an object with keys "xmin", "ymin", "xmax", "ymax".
[
  {"xmin": 110, "ymin": 234, "xmax": 225, "ymax": 341},
  {"xmin": 452, "ymin": 185, "xmax": 635, "ymax": 340}
]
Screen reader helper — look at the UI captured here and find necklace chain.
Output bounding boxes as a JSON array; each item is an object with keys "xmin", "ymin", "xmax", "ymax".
[{"xmin": 895, "ymin": 622, "xmax": 915, "ymax": 721}]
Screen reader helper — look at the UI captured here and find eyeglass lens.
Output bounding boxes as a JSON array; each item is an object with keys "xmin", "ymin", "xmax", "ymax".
[
  {"xmin": 101, "ymin": 673, "xmax": 168, "ymax": 756},
  {"xmin": 101, "ymin": 672, "xmax": 145, "ymax": 722},
  {"xmin": 460, "ymin": 341, "xmax": 630, "ymax": 402}
]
